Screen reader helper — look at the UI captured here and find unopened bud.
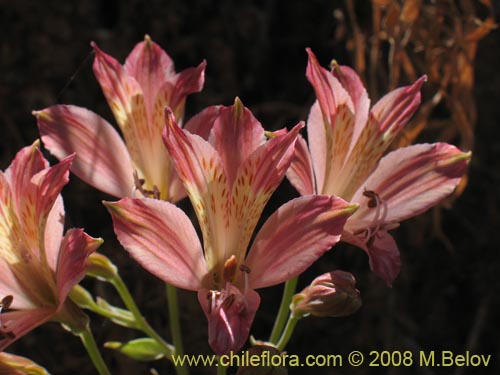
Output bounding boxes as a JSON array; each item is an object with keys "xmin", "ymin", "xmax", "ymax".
[{"xmin": 291, "ymin": 271, "xmax": 361, "ymax": 318}]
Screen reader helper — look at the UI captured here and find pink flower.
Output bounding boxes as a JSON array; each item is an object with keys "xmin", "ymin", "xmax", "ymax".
[
  {"xmin": 34, "ymin": 35, "xmax": 206, "ymax": 201},
  {"xmin": 0, "ymin": 142, "xmax": 102, "ymax": 350},
  {"xmin": 106, "ymin": 100, "xmax": 357, "ymax": 354},
  {"xmin": 0, "ymin": 352, "xmax": 49, "ymax": 375},
  {"xmin": 287, "ymin": 49, "xmax": 471, "ymax": 285}
]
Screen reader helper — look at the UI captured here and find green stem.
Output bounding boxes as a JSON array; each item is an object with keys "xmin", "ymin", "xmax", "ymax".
[
  {"xmin": 110, "ymin": 273, "xmax": 174, "ymax": 358},
  {"xmin": 217, "ymin": 357, "xmax": 228, "ymax": 375},
  {"xmin": 269, "ymin": 276, "xmax": 298, "ymax": 343},
  {"xmin": 275, "ymin": 314, "xmax": 299, "ymax": 351},
  {"xmin": 166, "ymin": 283, "xmax": 188, "ymax": 375},
  {"xmin": 79, "ymin": 325, "xmax": 112, "ymax": 375}
]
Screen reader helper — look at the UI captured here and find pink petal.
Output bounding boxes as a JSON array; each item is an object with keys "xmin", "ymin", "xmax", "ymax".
[
  {"xmin": 0, "ymin": 308, "xmax": 53, "ymax": 351},
  {"xmin": 183, "ymin": 105, "xmax": 222, "ymax": 140},
  {"xmin": 331, "ymin": 64, "xmax": 370, "ymax": 147},
  {"xmin": 286, "ymin": 133, "xmax": 316, "ymax": 195},
  {"xmin": 123, "ymin": 35, "xmax": 176, "ymax": 114},
  {"xmin": 227, "ymin": 122, "xmax": 303, "ymax": 263},
  {"xmin": 349, "ymin": 143, "xmax": 471, "ymax": 229},
  {"xmin": 35, "ymin": 105, "xmax": 135, "ymax": 198},
  {"xmin": 3, "ymin": 142, "xmax": 48, "ymax": 198},
  {"xmin": 333, "ymin": 76, "xmax": 426, "ymax": 199},
  {"xmin": 56, "ymin": 229, "xmax": 102, "ymax": 304},
  {"xmin": 31, "ymin": 154, "xmax": 73, "ymax": 232},
  {"xmin": 170, "ymin": 60, "xmax": 206, "ymax": 117},
  {"xmin": 166, "ymin": 106, "xmax": 222, "ymax": 203},
  {"xmin": 92, "ymin": 42, "xmax": 158, "ymax": 191},
  {"xmin": 92, "ymin": 42, "xmax": 142, "ymax": 116},
  {"xmin": 0, "ymin": 258, "xmax": 36, "ymax": 310},
  {"xmin": 105, "ymin": 198, "xmax": 207, "ymax": 291},
  {"xmin": 198, "ymin": 286, "xmax": 260, "ymax": 355},
  {"xmin": 44, "ymin": 195, "xmax": 65, "ymax": 272},
  {"xmin": 305, "ymin": 50, "xmax": 356, "ymax": 195},
  {"xmin": 342, "ymin": 231, "xmax": 401, "ymax": 286},
  {"xmin": 246, "ymin": 195, "xmax": 357, "ymax": 289},
  {"xmin": 162, "ymin": 110, "xmax": 228, "ymax": 269},
  {"xmin": 211, "ymin": 99, "xmax": 266, "ymax": 187}
]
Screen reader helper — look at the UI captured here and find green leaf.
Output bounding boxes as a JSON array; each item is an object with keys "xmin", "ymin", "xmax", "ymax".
[{"xmin": 104, "ymin": 338, "xmax": 166, "ymax": 362}]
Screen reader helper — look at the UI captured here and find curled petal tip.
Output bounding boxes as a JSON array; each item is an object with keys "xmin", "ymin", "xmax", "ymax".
[{"xmin": 144, "ymin": 34, "xmax": 152, "ymax": 44}]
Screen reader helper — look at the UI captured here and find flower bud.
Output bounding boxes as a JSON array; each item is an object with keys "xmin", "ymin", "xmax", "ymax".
[{"xmin": 291, "ymin": 270, "xmax": 361, "ymax": 318}]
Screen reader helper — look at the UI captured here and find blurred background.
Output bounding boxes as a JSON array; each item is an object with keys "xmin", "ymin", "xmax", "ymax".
[{"xmin": 1, "ymin": 0, "xmax": 499, "ymax": 374}]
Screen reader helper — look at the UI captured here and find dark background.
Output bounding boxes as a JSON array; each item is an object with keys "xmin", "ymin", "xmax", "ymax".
[{"xmin": 1, "ymin": 1, "xmax": 499, "ymax": 374}]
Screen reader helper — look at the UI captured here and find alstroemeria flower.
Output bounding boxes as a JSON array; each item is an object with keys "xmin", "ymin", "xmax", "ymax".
[
  {"xmin": 0, "ymin": 352, "xmax": 49, "ymax": 375},
  {"xmin": 35, "ymin": 35, "xmax": 206, "ymax": 201},
  {"xmin": 106, "ymin": 99, "xmax": 357, "ymax": 354},
  {"xmin": 0, "ymin": 142, "xmax": 102, "ymax": 350},
  {"xmin": 287, "ymin": 49, "xmax": 471, "ymax": 285}
]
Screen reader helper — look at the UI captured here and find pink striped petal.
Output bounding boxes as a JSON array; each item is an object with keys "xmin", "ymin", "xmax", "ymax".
[
  {"xmin": 331, "ymin": 64, "xmax": 370, "ymax": 148},
  {"xmin": 170, "ymin": 60, "xmax": 206, "ymax": 117},
  {"xmin": 162, "ymin": 110, "xmax": 228, "ymax": 270},
  {"xmin": 286, "ymin": 134, "xmax": 316, "ymax": 195},
  {"xmin": 0, "ymin": 258, "xmax": 36, "ymax": 310},
  {"xmin": 105, "ymin": 198, "xmax": 207, "ymax": 291},
  {"xmin": 198, "ymin": 286, "xmax": 260, "ymax": 355},
  {"xmin": 349, "ymin": 143, "xmax": 471, "ymax": 230},
  {"xmin": 0, "ymin": 308, "xmax": 53, "ymax": 351},
  {"xmin": 334, "ymin": 76, "xmax": 426, "ymax": 199},
  {"xmin": 35, "ymin": 105, "xmax": 135, "ymax": 198},
  {"xmin": 124, "ymin": 35, "xmax": 176, "ymax": 114},
  {"xmin": 3, "ymin": 142, "xmax": 48, "ymax": 199},
  {"xmin": 342, "ymin": 230, "xmax": 401, "ymax": 286},
  {"xmin": 56, "ymin": 229, "xmax": 102, "ymax": 303},
  {"xmin": 227, "ymin": 123, "xmax": 303, "ymax": 263},
  {"xmin": 166, "ymin": 106, "xmax": 221, "ymax": 203},
  {"xmin": 44, "ymin": 195, "xmax": 65, "ymax": 271},
  {"xmin": 183, "ymin": 105, "xmax": 222, "ymax": 140},
  {"xmin": 211, "ymin": 99, "xmax": 266, "ymax": 186},
  {"xmin": 246, "ymin": 195, "xmax": 357, "ymax": 289},
  {"xmin": 305, "ymin": 50, "xmax": 356, "ymax": 196}
]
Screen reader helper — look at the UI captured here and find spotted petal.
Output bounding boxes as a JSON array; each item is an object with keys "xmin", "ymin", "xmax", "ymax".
[
  {"xmin": 162, "ymin": 109, "xmax": 229, "ymax": 272},
  {"xmin": 334, "ymin": 76, "xmax": 426, "ymax": 199}
]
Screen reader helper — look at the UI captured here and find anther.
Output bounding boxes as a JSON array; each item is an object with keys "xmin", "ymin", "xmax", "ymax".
[
  {"xmin": 223, "ymin": 255, "xmax": 238, "ymax": 283},
  {"xmin": 239, "ymin": 264, "xmax": 251, "ymax": 274}
]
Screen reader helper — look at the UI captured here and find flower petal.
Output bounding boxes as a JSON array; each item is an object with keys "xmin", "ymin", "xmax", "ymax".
[
  {"xmin": 342, "ymin": 231, "xmax": 401, "ymax": 286},
  {"xmin": 227, "ymin": 122, "xmax": 303, "ymax": 264},
  {"xmin": 35, "ymin": 105, "xmax": 135, "ymax": 198},
  {"xmin": 0, "ymin": 352, "xmax": 49, "ymax": 375},
  {"xmin": 331, "ymin": 64, "xmax": 370, "ymax": 148},
  {"xmin": 55, "ymin": 229, "xmax": 102, "ymax": 304},
  {"xmin": 286, "ymin": 133, "xmax": 316, "ymax": 195},
  {"xmin": 170, "ymin": 60, "xmax": 206, "ymax": 118},
  {"xmin": 210, "ymin": 99, "xmax": 266, "ymax": 187},
  {"xmin": 162, "ymin": 110, "xmax": 228, "ymax": 272},
  {"xmin": 349, "ymin": 143, "xmax": 471, "ymax": 229},
  {"xmin": 92, "ymin": 42, "xmax": 159, "ymax": 191},
  {"xmin": 124, "ymin": 35, "xmax": 176, "ymax": 115},
  {"xmin": 0, "ymin": 308, "xmax": 53, "ymax": 351},
  {"xmin": 105, "ymin": 197, "xmax": 207, "ymax": 291},
  {"xmin": 44, "ymin": 195, "xmax": 65, "ymax": 272},
  {"xmin": 246, "ymin": 195, "xmax": 358, "ymax": 289},
  {"xmin": 335, "ymin": 76, "xmax": 426, "ymax": 199},
  {"xmin": 198, "ymin": 286, "xmax": 260, "ymax": 355},
  {"xmin": 305, "ymin": 50, "xmax": 356, "ymax": 196}
]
